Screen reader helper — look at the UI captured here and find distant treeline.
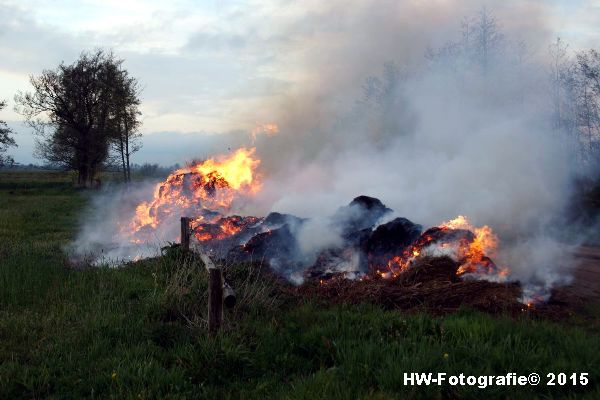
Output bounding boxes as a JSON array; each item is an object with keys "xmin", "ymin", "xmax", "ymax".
[{"xmin": 1, "ymin": 162, "xmax": 180, "ymax": 178}]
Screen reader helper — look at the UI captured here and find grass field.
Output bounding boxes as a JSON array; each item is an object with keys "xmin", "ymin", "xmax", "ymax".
[{"xmin": 1, "ymin": 171, "xmax": 599, "ymax": 399}]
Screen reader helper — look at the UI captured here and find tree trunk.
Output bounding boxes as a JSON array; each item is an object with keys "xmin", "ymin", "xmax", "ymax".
[
  {"xmin": 119, "ymin": 134, "xmax": 127, "ymax": 182},
  {"xmin": 87, "ymin": 163, "xmax": 95, "ymax": 188},
  {"xmin": 77, "ymin": 165, "xmax": 95, "ymax": 188},
  {"xmin": 77, "ymin": 167, "xmax": 88, "ymax": 187},
  {"xmin": 124, "ymin": 118, "xmax": 131, "ymax": 182},
  {"xmin": 125, "ymin": 147, "xmax": 130, "ymax": 183}
]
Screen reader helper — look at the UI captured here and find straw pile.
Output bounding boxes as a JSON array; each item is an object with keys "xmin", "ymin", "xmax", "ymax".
[{"xmin": 289, "ymin": 256, "xmax": 524, "ymax": 314}]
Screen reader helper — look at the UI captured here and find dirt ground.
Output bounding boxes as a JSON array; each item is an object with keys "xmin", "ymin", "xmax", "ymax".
[{"xmin": 569, "ymin": 246, "xmax": 600, "ymax": 300}]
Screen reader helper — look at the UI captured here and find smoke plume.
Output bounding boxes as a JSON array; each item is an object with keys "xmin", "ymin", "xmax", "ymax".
[
  {"xmin": 242, "ymin": 2, "xmax": 584, "ymax": 293},
  {"xmin": 72, "ymin": 1, "xmax": 593, "ymax": 298}
]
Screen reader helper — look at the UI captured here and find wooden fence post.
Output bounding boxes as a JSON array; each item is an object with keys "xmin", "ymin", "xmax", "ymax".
[
  {"xmin": 199, "ymin": 252, "xmax": 235, "ymax": 335},
  {"xmin": 208, "ymin": 268, "xmax": 223, "ymax": 335},
  {"xmin": 180, "ymin": 217, "xmax": 190, "ymax": 251}
]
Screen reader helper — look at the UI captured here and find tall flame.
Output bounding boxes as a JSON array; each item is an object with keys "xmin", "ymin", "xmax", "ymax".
[
  {"xmin": 187, "ymin": 147, "xmax": 260, "ymax": 191},
  {"xmin": 127, "ymin": 147, "xmax": 261, "ymax": 241}
]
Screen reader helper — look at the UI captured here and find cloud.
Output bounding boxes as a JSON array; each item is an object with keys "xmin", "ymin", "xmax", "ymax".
[
  {"xmin": 135, "ymin": 130, "xmax": 247, "ymax": 166},
  {"xmin": 185, "ymin": 31, "xmax": 249, "ymax": 52}
]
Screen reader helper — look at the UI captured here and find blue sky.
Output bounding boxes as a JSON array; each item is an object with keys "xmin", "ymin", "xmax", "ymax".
[{"xmin": 1, "ymin": 0, "xmax": 598, "ymax": 165}]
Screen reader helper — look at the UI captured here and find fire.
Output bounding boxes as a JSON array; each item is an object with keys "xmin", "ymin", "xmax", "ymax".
[
  {"xmin": 193, "ymin": 215, "xmax": 261, "ymax": 242},
  {"xmin": 127, "ymin": 148, "xmax": 261, "ymax": 241},
  {"xmin": 187, "ymin": 147, "xmax": 261, "ymax": 191},
  {"xmin": 440, "ymin": 215, "xmax": 499, "ymax": 274},
  {"xmin": 382, "ymin": 215, "xmax": 508, "ymax": 279}
]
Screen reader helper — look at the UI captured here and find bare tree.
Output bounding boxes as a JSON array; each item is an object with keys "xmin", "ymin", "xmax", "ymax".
[
  {"xmin": 548, "ymin": 40, "xmax": 600, "ymax": 165},
  {"xmin": 0, "ymin": 101, "xmax": 17, "ymax": 167},
  {"xmin": 576, "ymin": 49, "xmax": 600, "ymax": 162},
  {"xmin": 548, "ymin": 37, "xmax": 572, "ymax": 132},
  {"xmin": 426, "ymin": 8, "xmax": 504, "ymax": 77},
  {"xmin": 15, "ymin": 50, "xmax": 141, "ymax": 187},
  {"xmin": 109, "ymin": 67, "xmax": 142, "ymax": 182},
  {"xmin": 471, "ymin": 7, "xmax": 504, "ymax": 74},
  {"xmin": 359, "ymin": 62, "xmax": 413, "ymax": 145}
]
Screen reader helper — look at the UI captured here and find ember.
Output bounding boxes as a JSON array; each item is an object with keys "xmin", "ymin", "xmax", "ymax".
[
  {"xmin": 196, "ymin": 197, "xmax": 513, "ymax": 299},
  {"xmin": 380, "ymin": 216, "xmax": 507, "ymax": 280},
  {"xmin": 193, "ymin": 215, "xmax": 262, "ymax": 242}
]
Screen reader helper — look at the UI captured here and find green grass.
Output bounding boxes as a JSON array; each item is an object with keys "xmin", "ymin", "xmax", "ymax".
[{"xmin": 1, "ymin": 171, "xmax": 599, "ymax": 399}]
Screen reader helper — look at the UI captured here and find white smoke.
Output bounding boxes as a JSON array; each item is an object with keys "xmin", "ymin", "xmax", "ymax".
[
  {"xmin": 70, "ymin": 2, "xmax": 594, "ymax": 297},
  {"xmin": 68, "ymin": 180, "xmax": 166, "ymax": 265},
  {"xmin": 240, "ymin": 3, "xmax": 587, "ymax": 291},
  {"xmin": 296, "ymin": 218, "xmax": 344, "ymax": 262}
]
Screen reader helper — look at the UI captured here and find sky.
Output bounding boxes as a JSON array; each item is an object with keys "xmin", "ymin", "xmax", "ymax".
[{"xmin": 0, "ymin": 0, "xmax": 598, "ymax": 165}]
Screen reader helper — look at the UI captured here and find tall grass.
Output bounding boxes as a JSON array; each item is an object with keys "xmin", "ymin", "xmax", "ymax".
[
  {"xmin": 1, "ymin": 172, "xmax": 599, "ymax": 399},
  {"xmin": 155, "ymin": 246, "xmax": 282, "ymax": 332}
]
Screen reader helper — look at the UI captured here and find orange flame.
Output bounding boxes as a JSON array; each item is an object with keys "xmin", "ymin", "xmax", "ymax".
[
  {"xmin": 193, "ymin": 215, "xmax": 261, "ymax": 242},
  {"xmin": 186, "ymin": 147, "xmax": 261, "ymax": 191},
  {"xmin": 127, "ymin": 147, "xmax": 261, "ymax": 240},
  {"xmin": 382, "ymin": 215, "xmax": 508, "ymax": 279},
  {"xmin": 440, "ymin": 215, "xmax": 501, "ymax": 275}
]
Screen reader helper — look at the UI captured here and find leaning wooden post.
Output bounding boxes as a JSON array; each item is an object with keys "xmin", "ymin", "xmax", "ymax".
[
  {"xmin": 208, "ymin": 268, "xmax": 223, "ymax": 335},
  {"xmin": 180, "ymin": 217, "xmax": 191, "ymax": 251},
  {"xmin": 222, "ymin": 281, "xmax": 236, "ymax": 309}
]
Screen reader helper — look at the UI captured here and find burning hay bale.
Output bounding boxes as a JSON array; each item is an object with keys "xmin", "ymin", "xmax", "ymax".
[
  {"xmin": 119, "ymin": 149, "xmax": 532, "ymax": 310},
  {"xmin": 261, "ymin": 211, "xmax": 305, "ymax": 228},
  {"xmin": 227, "ymin": 224, "xmax": 301, "ymax": 265},
  {"xmin": 286, "ymin": 196, "xmax": 396, "ymax": 280},
  {"xmin": 364, "ymin": 217, "xmax": 422, "ymax": 267},
  {"xmin": 222, "ymin": 196, "xmax": 397, "ymax": 281},
  {"xmin": 191, "ymin": 215, "xmax": 263, "ymax": 255},
  {"xmin": 191, "ymin": 211, "xmax": 306, "ymax": 258},
  {"xmin": 333, "ymin": 195, "xmax": 393, "ymax": 237},
  {"xmin": 192, "ymin": 215, "xmax": 262, "ymax": 242},
  {"xmin": 419, "ymin": 226, "xmax": 476, "ymax": 245},
  {"xmin": 182, "ymin": 194, "xmax": 514, "ymax": 307},
  {"xmin": 127, "ymin": 148, "xmax": 261, "ymax": 244}
]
